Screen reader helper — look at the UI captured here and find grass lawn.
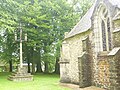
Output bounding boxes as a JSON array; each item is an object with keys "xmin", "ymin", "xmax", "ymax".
[{"xmin": 0, "ymin": 73, "xmax": 71, "ymax": 90}]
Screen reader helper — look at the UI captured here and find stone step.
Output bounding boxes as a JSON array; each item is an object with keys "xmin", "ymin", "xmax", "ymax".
[
  {"xmin": 8, "ymin": 72, "xmax": 33, "ymax": 82},
  {"xmin": 9, "ymin": 75, "xmax": 33, "ymax": 78},
  {"xmin": 11, "ymin": 72, "xmax": 32, "ymax": 76}
]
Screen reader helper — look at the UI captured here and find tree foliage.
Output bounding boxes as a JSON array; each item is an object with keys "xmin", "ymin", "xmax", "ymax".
[{"xmin": 0, "ymin": 0, "xmax": 93, "ymax": 73}]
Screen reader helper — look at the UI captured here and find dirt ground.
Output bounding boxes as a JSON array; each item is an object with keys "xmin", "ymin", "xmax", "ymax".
[{"xmin": 60, "ymin": 83, "xmax": 105, "ymax": 90}]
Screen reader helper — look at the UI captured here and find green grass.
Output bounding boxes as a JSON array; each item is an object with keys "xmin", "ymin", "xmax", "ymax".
[{"xmin": 0, "ymin": 73, "xmax": 71, "ymax": 90}]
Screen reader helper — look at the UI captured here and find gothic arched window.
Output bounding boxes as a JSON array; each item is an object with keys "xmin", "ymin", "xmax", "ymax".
[
  {"xmin": 95, "ymin": 5, "xmax": 112, "ymax": 52},
  {"xmin": 107, "ymin": 18, "xmax": 112, "ymax": 50},
  {"xmin": 101, "ymin": 20, "xmax": 107, "ymax": 51}
]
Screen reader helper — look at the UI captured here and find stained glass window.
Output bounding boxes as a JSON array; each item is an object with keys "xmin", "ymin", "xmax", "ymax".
[
  {"xmin": 101, "ymin": 20, "xmax": 107, "ymax": 51},
  {"xmin": 107, "ymin": 18, "xmax": 112, "ymax": 50}
]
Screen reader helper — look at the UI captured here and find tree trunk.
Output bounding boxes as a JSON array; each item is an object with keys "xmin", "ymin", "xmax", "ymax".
[
  {"xmin": 32, "ymin": 62, "xmax": 35, "ymax": 74},
  {"xmin": 31, "ymin": 47, "xmax": 35, "ymax": 74},
  {"xmin": 36, "ymin": 62, "xmax": 42, "ymax": 73},
  {"xmin": 36, "ymin": 58, "xmax": 42, "ymax": 73},
  {"xmin": 36, "ymin": 50, "xmax": 42, "ymax": 73},
  {"xmin": 44, "ymin": 62, "xmax": 49, "ymax": 73},
  {"xmin": 9, "ymin": 60, "xmax": 12, "ymax": 72},
  {"xmin": 54, "ymin": 57, "xmax": 60, "ymax": 74},
  {"xmin": 27, "ymin": 57, "xmax": 31, "ymax": 73},
  {"xmin": 43, "ymin": 43, "xmax": 49, "ymax": 73},
  {"xmin": 25, "ymin": 46, "xmax": 31, "ymax": 73}
]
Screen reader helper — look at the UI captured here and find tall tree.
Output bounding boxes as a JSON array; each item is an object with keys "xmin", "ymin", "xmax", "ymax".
[{"xmin": 0, "ymin": 0, "xmax": 93, "ymax": 73}]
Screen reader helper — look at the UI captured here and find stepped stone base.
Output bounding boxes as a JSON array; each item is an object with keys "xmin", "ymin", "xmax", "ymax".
[{"xmin": 8, "ymin": 67, "xmax": 33, "ymax": 82}]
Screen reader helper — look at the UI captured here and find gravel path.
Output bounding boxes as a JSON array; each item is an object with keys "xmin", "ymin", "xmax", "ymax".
[{"xmin": 60, "ymin": 83, "xmax": 105, "ymax": 90}]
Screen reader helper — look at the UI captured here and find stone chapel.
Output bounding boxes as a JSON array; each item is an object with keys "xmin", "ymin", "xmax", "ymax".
[{"xmin": 59, "ymin": 0, "xmax": 120, "ymax": 90}]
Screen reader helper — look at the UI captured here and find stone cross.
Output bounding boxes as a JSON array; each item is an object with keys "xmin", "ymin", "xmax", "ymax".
[{"xmin": 15, "ymin": 23, "xmax": 27, "ymax": 68}]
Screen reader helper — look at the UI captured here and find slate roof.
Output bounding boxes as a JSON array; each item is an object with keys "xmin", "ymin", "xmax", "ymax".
[{"xmin": 65, "ymin": 0, "xmax": 120, "ymax": 39}]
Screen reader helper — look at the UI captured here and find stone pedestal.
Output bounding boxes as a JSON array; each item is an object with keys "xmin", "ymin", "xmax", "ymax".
[
  {"xmin": 8, "ymin": 67, "xmax": 33, "ymax": 81},
  {"xmin": 59, "ymin": 60, "xmax": 71, "ymax": 83}
]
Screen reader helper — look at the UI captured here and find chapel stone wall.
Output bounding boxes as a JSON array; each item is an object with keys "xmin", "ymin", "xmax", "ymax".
[
  {"xmin": 59, "ymin": 41, "xmax": 71, "ymax": 83},
  {"xmin": 91, "ymin": 15, "xmax": 110, "ymax": 90},
  {"xmin": 108, "ymin": 18, "xmax": 120, "ymax": 90},
  {"xmin": 94, "ymin": 52, "xmax": 110, "ymax": 89},
  {"xmin": 69, "ymin": 31, "xmax": 92, "ymax": 84},
  {"xmin": 113, "ymin": 19, "xmax": 120, "ymax": 47},
  {"xmin": 66, "ymin": 34, "xmax": 83, "ymax": 84},
  {"xmin": 60, "ymin": 30, "xmax": 92, "ymax": 84},
  {"xmin": 108, "ymin": 47, "xmax": 120, "ymax": 90}
]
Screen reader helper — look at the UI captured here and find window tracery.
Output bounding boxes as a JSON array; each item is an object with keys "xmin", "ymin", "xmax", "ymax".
[
  {"xmin": 107, "ymin": 18, "xmax": 112, "ymax": 50},
  {"xmin": 95, "ymin": 5, "xmax": 112, "ymax": 52},
  {"xmin": 101, "ymin": 20, "xmax": 107, "ymax": 51}
]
